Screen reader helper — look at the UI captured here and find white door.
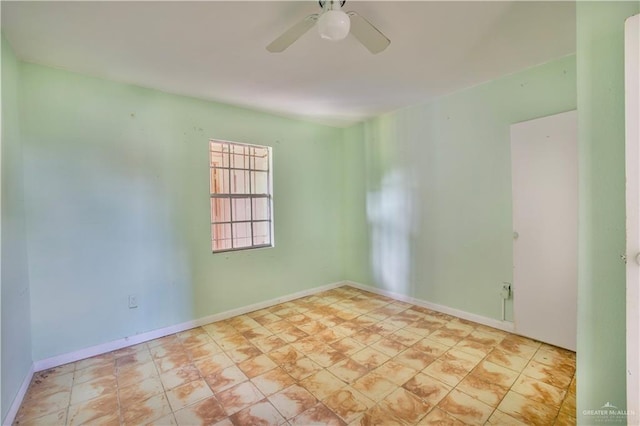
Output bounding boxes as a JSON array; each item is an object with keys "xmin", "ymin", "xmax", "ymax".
[
  {"xmin": 511, "ymin": 110, "xmax": 578, "ymax": 351},
  {"xmin": 625, "ymin": 13, "xmax": 640, "ymax": 420}
]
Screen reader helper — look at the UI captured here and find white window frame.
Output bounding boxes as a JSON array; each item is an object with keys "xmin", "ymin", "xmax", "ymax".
[{"xmin": 209, "ymin": 139, "xmax": 274, "ymax": 253}]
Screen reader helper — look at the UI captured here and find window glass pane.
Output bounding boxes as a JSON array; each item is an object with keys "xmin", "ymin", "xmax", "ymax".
[
  {"xmin": 211, "ymin": 198, "xmax": 231, "ymax": 223},
  {"xmin": 210, "ymin": 142, "xmax": 230, "ymax": 168},
  {"xmin": 253, "ymin": 221, "xmax": 270, "ymax": 246},
  {"xmin": 252, "ymin": 171, "xmax": 269, "ymax": 194},
  {"xmin": 210, "ymin": 168, "xmax": 229, "ymax": 194},
  {"xmin": 232, "ymin": 198, "xmax": 251, "ymax": 222},
  {"xmin": 231, "ymin": 144, "xmax": 249, "ymax": 169},
  {"xmin": 252, "ymin": 147, "xmax": 269, "ymax": 171},
  {"xmin": 231, "ymin": 169, "xmax": 250, "ymax": 194},
  {"xmin": 212, "ymin": 224, "xmax": 232, "ymax": 251},
  {"xmin": 233, "ymin": 222, "xmax": 252, "ymax": 248},
  {"xmin": 252, "ymin": 197, "xmax": 270, "ymax": 221},
  {"xmin": 210, "ymin": 140, "xmax": 273, "ymax": 252}
]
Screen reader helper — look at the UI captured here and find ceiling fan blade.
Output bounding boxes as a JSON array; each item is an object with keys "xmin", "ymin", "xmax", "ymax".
[
  {"xmin": 347, "ymin": 11, "xmax": 390, "ymax": 54},
  {"xmin": 266, "ymin": 14, "xmax": 319, "ymax": 53}
]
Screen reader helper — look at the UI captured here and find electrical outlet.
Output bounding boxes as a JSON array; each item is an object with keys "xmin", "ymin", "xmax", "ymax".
[
  {"xmin": 128, "ymin": 295, "xmax": 138, "ymax": 309},
  {"xmin": 501, "ymin": 283, "xmax": 511, "ymax": 299}
]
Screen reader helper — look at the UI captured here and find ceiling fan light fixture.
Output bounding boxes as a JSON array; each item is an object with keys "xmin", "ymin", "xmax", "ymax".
[
  {"xmin": 317, "ymin": 10, "xmax": 350, "ymax": 41},
  {"xmin": 266, "ymin": 0, "xmax": 389, "ymax": 54}
]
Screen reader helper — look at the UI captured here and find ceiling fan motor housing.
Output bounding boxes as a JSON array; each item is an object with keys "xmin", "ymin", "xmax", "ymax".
[{"xmin": 318, "ymin": 1, "xmax": 347, "ymax": 10}]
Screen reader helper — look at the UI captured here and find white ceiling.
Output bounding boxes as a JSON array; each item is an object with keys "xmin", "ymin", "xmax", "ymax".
[{"xmin": 2, "ymin": 1, "xmax": 575, "ymax": 127}]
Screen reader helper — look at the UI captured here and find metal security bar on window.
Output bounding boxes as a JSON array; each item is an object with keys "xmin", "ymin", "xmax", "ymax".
[{"xmin": 210, "ymin": 140, "xmax": 273, "ymax": 252}]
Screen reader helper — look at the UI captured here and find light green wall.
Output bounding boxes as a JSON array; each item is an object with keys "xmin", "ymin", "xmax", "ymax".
[
  {"xmin": 1, "ymin": 37, "xmax": 33, "ymax": 421},
  {"xmin": 344, "ymin": 55, "xmax": 577, "ymax": 322},
  {"xmin": 576, "ymin": 1, "xmax": 639, "ymax": 422},
  {"xmin": 341, "ymin": 123, "xmax": 372, "ymax": 284},
  {"xmin": 19, "ymin": 63, "xmax": 346, "ymax": 361}
]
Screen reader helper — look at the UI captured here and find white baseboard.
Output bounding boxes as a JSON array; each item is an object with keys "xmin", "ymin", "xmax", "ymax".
[
  {"xmin": 2, "ymin": 364, "xmax": 34, "ymax": 426},
  {"xmin": 33, "ymin": 281, "xmax": 346, "ymax": 372},
  {"xmin": 346, "ymin": 281, "xmax": 515, "ymax": 333}
]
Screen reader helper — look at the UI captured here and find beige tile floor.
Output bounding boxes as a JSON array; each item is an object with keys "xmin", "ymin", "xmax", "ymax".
[{"xmin": 14, "ymin": 286, "xmax": 576, "ymax": 425}]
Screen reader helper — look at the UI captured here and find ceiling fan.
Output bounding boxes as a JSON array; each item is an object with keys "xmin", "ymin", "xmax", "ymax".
[{"xmin": 266, "ymin": 0, "xmax": 390, "ymax": 54}]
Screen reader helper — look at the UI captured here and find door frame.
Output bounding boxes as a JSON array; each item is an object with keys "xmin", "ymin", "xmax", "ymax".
[{"xmin": 625, "ymin": 13, "xmax": 639, "ymax": 419}]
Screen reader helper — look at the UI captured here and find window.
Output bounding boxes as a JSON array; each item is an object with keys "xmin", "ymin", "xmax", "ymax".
[{"xmin": 209, "ymin": 140, "xmax": 273, "ymax": 252}]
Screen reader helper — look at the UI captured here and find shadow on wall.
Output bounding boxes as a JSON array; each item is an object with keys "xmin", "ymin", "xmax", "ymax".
[
  {"xmin": 366, "ymin": 169, "xmax": 418, "ymax": 296},
  {"xmin": 24, "ymin": 138, "xmax": 195, "ymax": 359},
  {"xmin": 360, "ymin": 107, "xmax": 430, "ymax": 297}
]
